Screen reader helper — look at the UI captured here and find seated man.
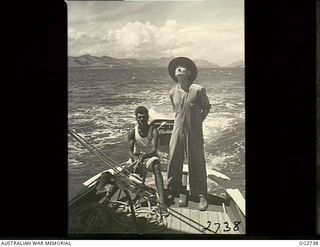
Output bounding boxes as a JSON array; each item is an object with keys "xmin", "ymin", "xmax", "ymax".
[{"xmin": 127, "ymin": 106, "xmax": 167, "ymax": 214}]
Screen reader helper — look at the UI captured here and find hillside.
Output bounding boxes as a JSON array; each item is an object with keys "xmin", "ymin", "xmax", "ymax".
[
  {"xmin": 68, "ymin": 55, "xmax": 219, "ymax": 68},
  {"xmin": 225, "ymin": 60, "xmax": 244, "ymax": 68}
]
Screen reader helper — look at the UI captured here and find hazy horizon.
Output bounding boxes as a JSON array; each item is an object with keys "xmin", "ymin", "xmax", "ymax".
[{"xmin": 68, "ymin": 53, "xmax": 244, "ymax": 67}]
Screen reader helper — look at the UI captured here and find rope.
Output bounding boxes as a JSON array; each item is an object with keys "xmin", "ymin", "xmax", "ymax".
[
  {"xmin": 68, "ymin": 128, "xmax": 142, "ymax": 183},
  {"xmin": 69, "ymin": 203, "xmax": 113, "ymax": 234},
  {"xmin": 68, "ymin": 128, "xmax": 138, "ymax": 187},
  {"xmin": 68, "ymin": 128, "xmax": 160, "ymax": 198},
  {"xmin": 69, "ymin": 198, "xmax": 166, "ymax": 234},
  {"xmin": 107, "ymin": 200, "xmax": 166, "ymax": 233},
  {"xmin": 68, "ymin": 128, "xmax": 166, "ymax": 233},
  {"xmin": 68, "ymin": 128, "xmax": 120, "ymax": 172}
]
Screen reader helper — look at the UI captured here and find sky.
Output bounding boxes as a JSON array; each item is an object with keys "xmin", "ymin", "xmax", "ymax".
[{"xmin": 68, "ymin": 0, "xmax": 244, "ymax": 67}]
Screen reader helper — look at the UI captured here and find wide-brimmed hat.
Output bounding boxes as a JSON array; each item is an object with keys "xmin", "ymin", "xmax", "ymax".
[{"xmin": 168, "ymin": 57, "xmax": 198, "ymax": 83}]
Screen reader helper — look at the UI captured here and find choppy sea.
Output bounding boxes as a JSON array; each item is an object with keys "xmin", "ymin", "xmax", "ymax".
[{"xmin": 68, "ymin": 67, "xmax": 245, "ymax": 200}]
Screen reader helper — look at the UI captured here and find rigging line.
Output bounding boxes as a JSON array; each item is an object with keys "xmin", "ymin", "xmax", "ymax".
[
  {"xmin": 68, "ymin": 129, "xmax": 136, "ymax": 186},
  {"xmin": 68, "ymin": 128, "xmax": 120, "ymax": 174},
  {"xmin": 68, "ymin": 128, "xmax": 120, "ymax": 167},
  {"xmin": 68, "ymin": 128, "xmax": 161, "ymax": 197},
  {"xmin": 68, "ymin": 128, "xmax": 134, "ymax": 175},
  {"xmin": 168, "ymin": 208, "xmax": 215, "ymax": 234},
  {"xmin": 71, "ymin": 133, "xmax": 134, "ymax": 187},
  {"xmin": 68, "ymin": 128, "xmax": 148, "ymax": 190},
  {"xmin": 68, "ymin": 128, "xmax": 123, "ymax": 172},
  {"xmin": 68, "ymin": 128, "xmax": 133, "ymax": 175},
  {"xmin": 68, "ymin": 133, "xmax": 115, "ymax": 170},
  {"xmin": 82, "ymin": 136, "xmax": 122, "ymax": 167}
]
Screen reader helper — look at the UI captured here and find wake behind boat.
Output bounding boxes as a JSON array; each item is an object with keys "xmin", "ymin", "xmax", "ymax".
[{"xmin": 68, "ymin": 118, "xmax": 245, "ymax": 235}]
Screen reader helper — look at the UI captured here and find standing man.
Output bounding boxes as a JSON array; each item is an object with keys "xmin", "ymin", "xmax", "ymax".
[
  {"xmin": 167, "ymin": 57, "xmax": 211, "ymax": 211},
  {"xmin": 128, "ymin": 106, "xmax": 167, "ymax": 214}
]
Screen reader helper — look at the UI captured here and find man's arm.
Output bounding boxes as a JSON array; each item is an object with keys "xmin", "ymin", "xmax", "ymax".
[
  {"xmin": 169, "ymin": 87, "xmax": 176, "ymax": 112},
  {"xmin": 128, "ymin": 129, "xmax": 138, "ymax": 162},
  {"xmin": 198, "ymin": 87, "xmax": 211, "ymax": 121},
  {"xmin": 201, "ymin": 108, "xmax": 210, "ymax": 121},
  {"xmin": 139, "ymin": 127, "xmax": 159, "ymax": 162},
  {"xmin": 170, "ymin": 95, "xmax": 175, "ymax": 111}
]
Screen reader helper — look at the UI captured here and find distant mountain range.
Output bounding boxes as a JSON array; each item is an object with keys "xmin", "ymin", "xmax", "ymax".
[
  {"xmin": 224, "ymin": 60, "xmax": 244, "ymax": 68},
  {"xmin": 68, "ymin": 54, "xmax": 243, "ymax": 68}
]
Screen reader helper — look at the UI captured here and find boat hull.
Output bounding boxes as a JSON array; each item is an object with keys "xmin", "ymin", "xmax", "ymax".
[{"xmin": 68, "ymin": 119, "xmax": 246, "ymax": 235}]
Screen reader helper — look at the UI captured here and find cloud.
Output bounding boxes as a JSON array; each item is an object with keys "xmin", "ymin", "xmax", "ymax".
[{"xmin": 68, "ymin": 19, "xmax": 243, "ymax": 66}]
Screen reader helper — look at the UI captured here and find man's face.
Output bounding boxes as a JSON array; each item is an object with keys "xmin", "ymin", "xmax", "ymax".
[
  {"xmin": 175, "ymin": 65, "xmax": 191, "ymax": 79},
  {"xmin": 136, "ymin": 113, "xmax": 149, "ymax": 127}
]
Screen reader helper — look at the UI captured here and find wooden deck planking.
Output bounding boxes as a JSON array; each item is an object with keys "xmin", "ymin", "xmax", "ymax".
[
  {"xmin": 180, "ymin": 208, "xmax": 191, "ymax": 233},
  {"xmin": 169, "ymin": 207, "xmax": 182, "ymax": 233},
  {"xmin": 210, "ymin": 211, "xmax": 222, "ymax": 234},
  {"xmin": 189, "ymin": 209, "xmax": 201, "ymax": 233},
  {"xmin": 166, "ymin": 210, "xmax": 173, "ymax": 230},
  {"xmin": 198, "ymin": 210, "xmax": 209, "ymax": 234},
  {"xmin": 166, "ymin": 207, "xmax": 241, "ymax": 234},
  {"xmin": 166, "ymin": 209, "xmax": 174, "ymax": 231}
]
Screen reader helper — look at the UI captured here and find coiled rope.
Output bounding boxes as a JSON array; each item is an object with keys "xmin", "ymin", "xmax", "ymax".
[{"xmin": 69, "ymin": 199, "xmax": 166, "ymax": 234}]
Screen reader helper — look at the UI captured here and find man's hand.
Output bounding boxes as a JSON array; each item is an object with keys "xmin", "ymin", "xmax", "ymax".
[
  {"xmin": 132, "ymin": 155, "xmax": 144, "ymax": 173},
  {"xmin": 139, "ymin": 154, "xmax": 145, "ymax": 162},
  {"xmin": 133, "ymin": 160, "xmax": 140, "ymax": 171},
  {"xmin": 131, "ymin": 152, "xmax": 142, "ymax": 162}
]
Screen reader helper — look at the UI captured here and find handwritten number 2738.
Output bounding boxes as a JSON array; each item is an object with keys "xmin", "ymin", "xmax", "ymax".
[{"xmin": 202, "ymin": 221, "xmax": 241, "ymax": 233}]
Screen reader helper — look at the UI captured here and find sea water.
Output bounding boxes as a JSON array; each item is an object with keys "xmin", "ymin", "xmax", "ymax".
[{"xmin": 68, "ymin": 67, "xmax": 245, "ymax": 199}]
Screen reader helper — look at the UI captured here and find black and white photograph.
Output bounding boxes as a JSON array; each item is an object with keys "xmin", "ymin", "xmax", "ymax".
[
  {"xmin": 68, "ymin": 0, "xmax": 245, "ymax": 235},
  {"xmin": 317, "ymin": 0, "xmax": 320, "ymax": 236}
]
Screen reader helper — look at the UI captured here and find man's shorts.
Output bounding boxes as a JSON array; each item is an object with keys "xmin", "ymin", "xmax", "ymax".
[{"xmin": 127, "ymin": 156, "xmax": 160, "ymax": 172}]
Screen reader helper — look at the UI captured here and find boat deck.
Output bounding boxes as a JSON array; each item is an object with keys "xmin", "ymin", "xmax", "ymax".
[
  {"xmin": 68, "ymin": 119, "xmax": 245, "ymax": 236},
  {"xmin": 159, "ymin": 194, "xmax": 242, "ymax": 234},
  {"xmin": 164, "ymin": 207, "xmax": 240, "ymax": 234},
  {"xmin": 69, "ymin": 189, "xmax": 243, "ymax": 235}
]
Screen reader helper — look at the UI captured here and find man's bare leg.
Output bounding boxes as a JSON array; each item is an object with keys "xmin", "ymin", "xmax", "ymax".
[{"xmin": 153, "ymin": 163, "xmax": 167, "ymax": 214}]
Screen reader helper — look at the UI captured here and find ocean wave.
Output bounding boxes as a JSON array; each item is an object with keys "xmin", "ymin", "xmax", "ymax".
[
  {"xmin": 206, "ymin": 154, "xmax": 235, "ymax": 171},
  {"xmin": 68, "ymin": 67, "xmax": 245, "ymax": 197}
]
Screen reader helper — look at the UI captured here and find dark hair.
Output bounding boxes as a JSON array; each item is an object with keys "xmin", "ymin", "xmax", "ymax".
[{"xmin": 135, "ymin": 106, "xmax": 149, "ymax": 116}]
